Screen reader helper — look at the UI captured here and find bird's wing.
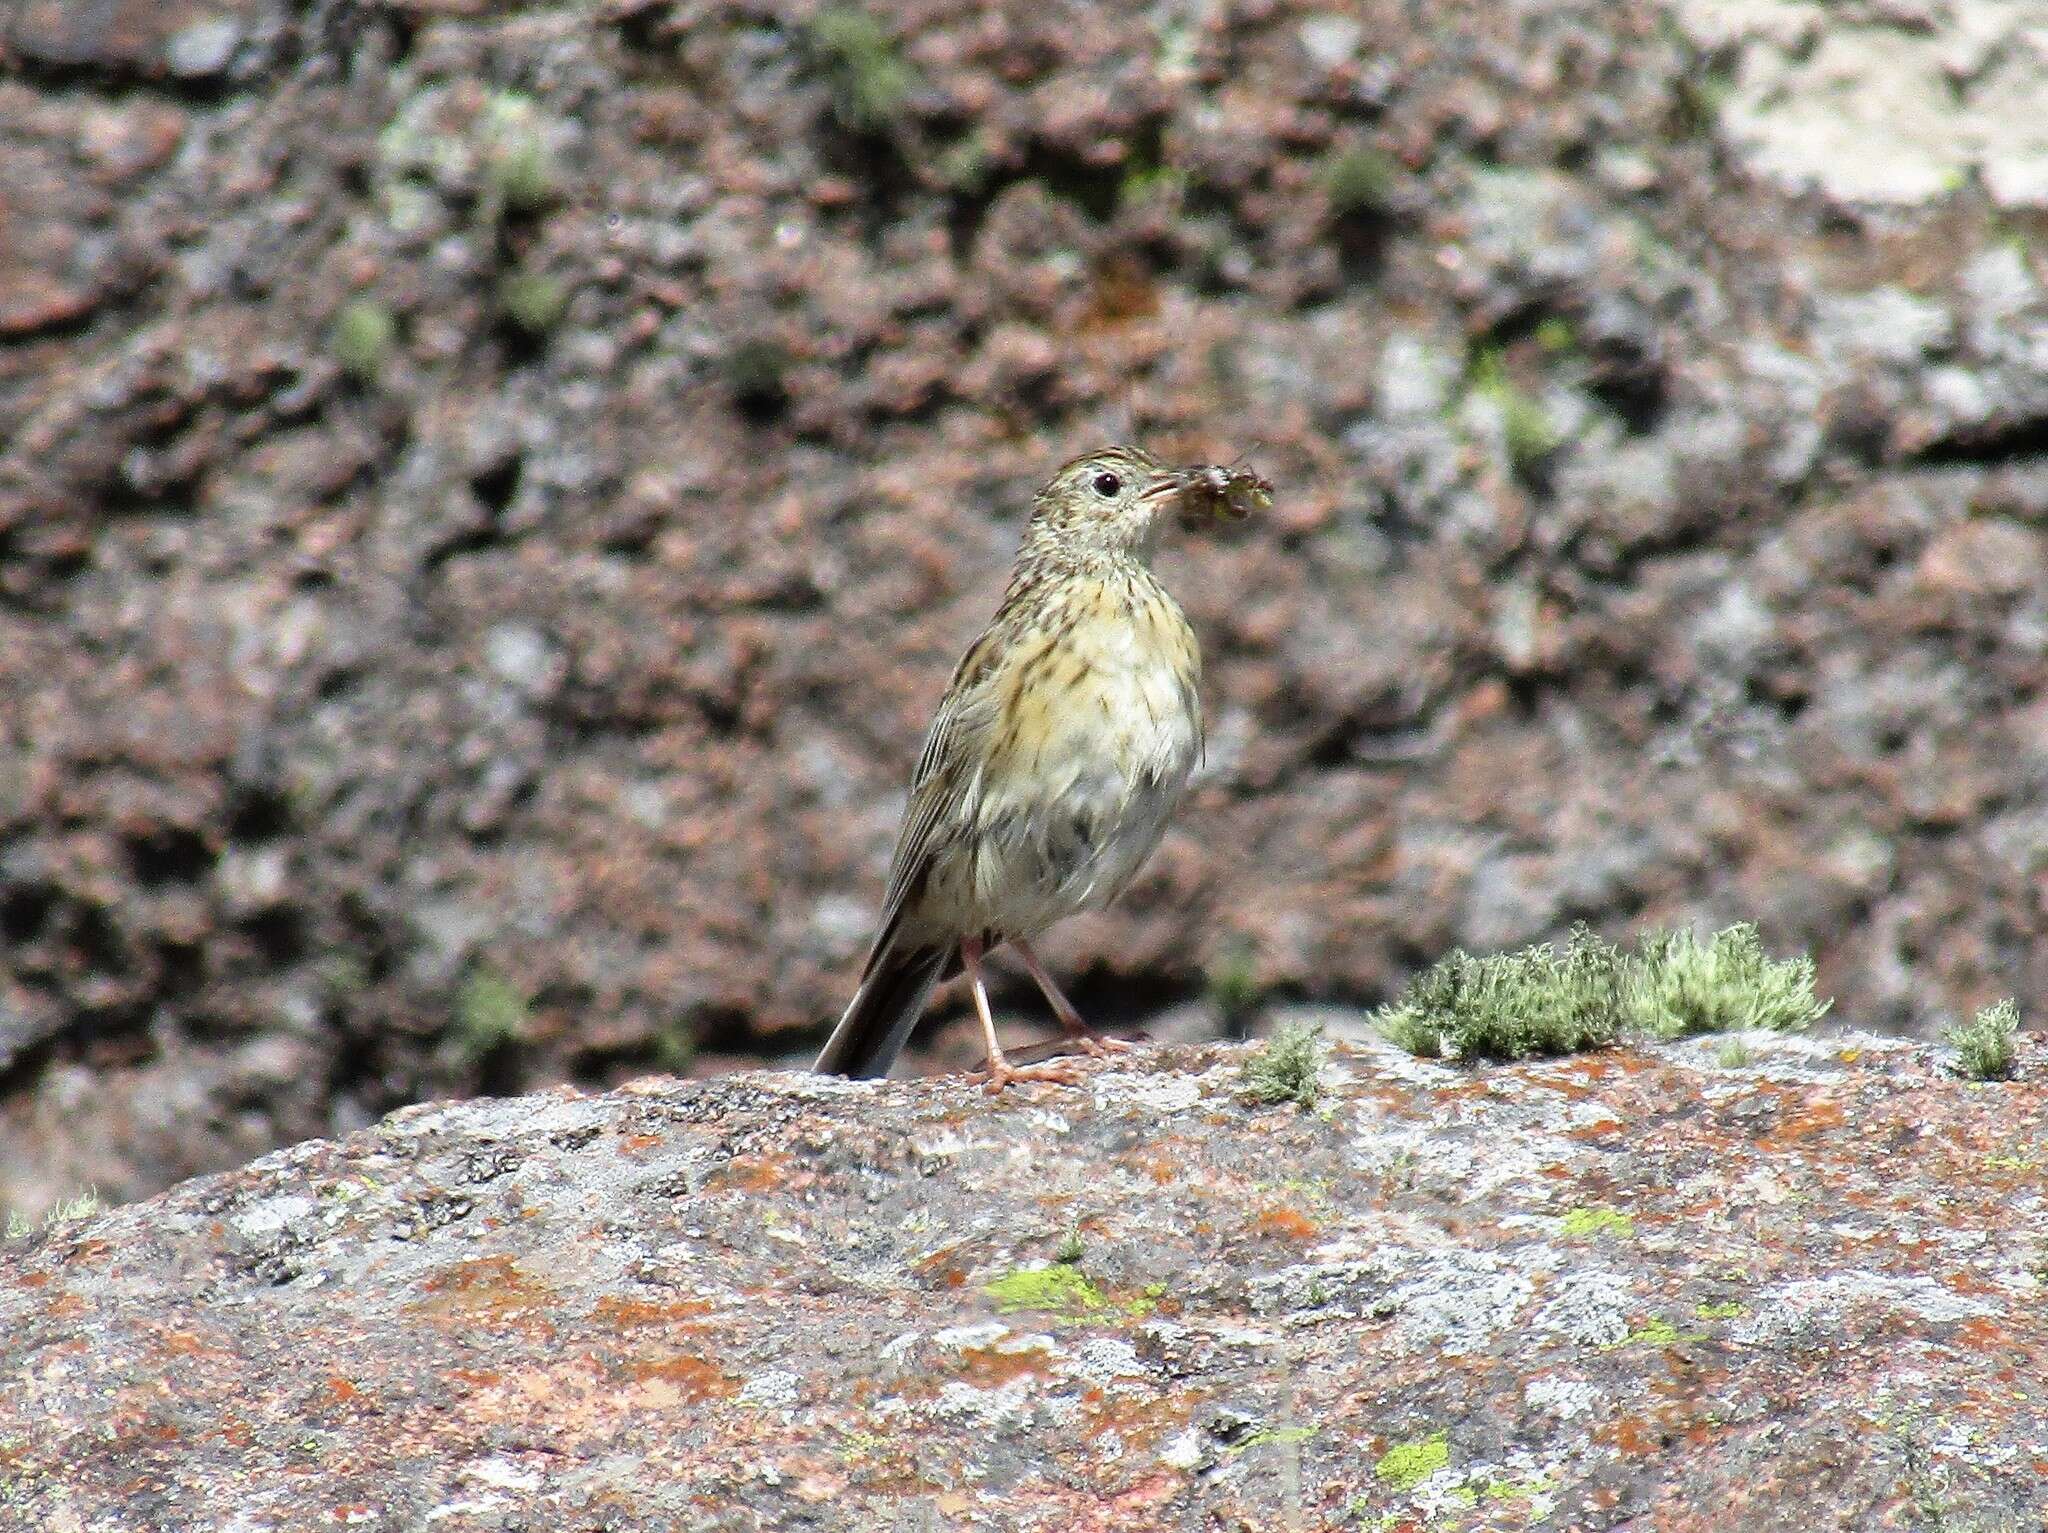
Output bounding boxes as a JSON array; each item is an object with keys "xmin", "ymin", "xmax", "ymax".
[{"xmin": 862, "ymin": 628, "xmax": 1006, "ymax": 972}]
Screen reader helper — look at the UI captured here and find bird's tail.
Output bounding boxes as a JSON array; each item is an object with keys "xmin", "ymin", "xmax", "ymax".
[{"xmin": 813, "ymin": 942, "xmax": 950, "ymax": 1078}]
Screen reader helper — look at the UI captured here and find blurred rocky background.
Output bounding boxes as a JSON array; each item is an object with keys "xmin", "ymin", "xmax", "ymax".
[{"xmin": 1, "ymin": 0, "xmax": 2044, "ymax": 1215}]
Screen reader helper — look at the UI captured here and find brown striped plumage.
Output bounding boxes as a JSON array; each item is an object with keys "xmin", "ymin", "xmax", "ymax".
[{"xmin": 815, "ymin": 446, "xmax": 1235, "ymax": 1087}]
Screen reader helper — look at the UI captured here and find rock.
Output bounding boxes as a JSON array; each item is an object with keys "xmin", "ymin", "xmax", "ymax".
[
  {"xmin": 4, "ymin": 0, "xmax": 2048, "ymax": 1218},
  {"xmin": 5, "ymin": 1040, "xmax": 2046, "ymax": 1529},
  {"xmin": 164, "ymin": 16, "xmax": 242, "ymax": 80},
  {"xmin": 1811, "ymin": 286, "xmax": 1954, "ymax": 368},
  {"xmin": 480, "ymin": 622, "xmax": 563, "ymax": 699},
  {"xmin": 1915, "ymin": 518, "xmax": 2042, "ymax": 600},
  {"xmin": 6, "ymin": 0, "xmax": 287, "ymax": 85},
  {"xmin": 1296, "ymin": 14, "xmax": 1365, "ymax": 71},
  {"xmin": 0, "ymin": 110, "xmax": 124, "ymax": 337},
  {"xmin": 1684, "ymin": 0, "xmax": 2048, "ymax": 209}
]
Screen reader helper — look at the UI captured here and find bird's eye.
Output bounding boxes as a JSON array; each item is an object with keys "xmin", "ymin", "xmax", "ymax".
[{"xmin": 1091, "ymin": 472, "xmax": 1122, "ymax": 498}]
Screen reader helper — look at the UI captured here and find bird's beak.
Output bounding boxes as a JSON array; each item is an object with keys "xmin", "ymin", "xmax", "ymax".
[{"xmin": 1138, "ymin": 471, "xmax": 1188, "ymax": 505}]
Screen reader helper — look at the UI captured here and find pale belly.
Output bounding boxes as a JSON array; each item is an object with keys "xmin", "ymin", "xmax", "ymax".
[{"xmin": 927, "ymin": 635, "xmax": 1201, "ymax": 941}]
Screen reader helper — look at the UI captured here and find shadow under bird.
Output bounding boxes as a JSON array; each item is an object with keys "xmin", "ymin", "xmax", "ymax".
[{"xmin": 814, "ymin": 445, "xmax": 1271, "ymax": 1087}]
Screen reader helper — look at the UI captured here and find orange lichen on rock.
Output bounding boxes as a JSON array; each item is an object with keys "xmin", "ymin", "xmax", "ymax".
[
  {"xmin": 410, "ymin": 1255, "xmax": 559, "ymax": 1338},
  {"xmin": 5, "ymin": 1035, "xmax": 2047, "ymax": 1530},
  {"xmin": 619, "ymin": 1354, "xmax": 732, "ymax": 1404},
  {"xmin": 591, "ymin": 1295, "xmax": 714, "ymax": 1330},
  {"xmin": 1254, "ymin": 1205, "xmax": 1321, "ymax": 1241}
]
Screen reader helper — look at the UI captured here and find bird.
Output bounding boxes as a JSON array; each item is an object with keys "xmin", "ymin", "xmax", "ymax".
[{"xmin": 814, "ymin": 444, "xmax": 1268, "ymax": 1087}]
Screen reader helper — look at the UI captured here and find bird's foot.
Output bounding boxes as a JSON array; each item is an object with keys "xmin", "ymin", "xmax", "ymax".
[
  {"xmin": 967, "ymin": 1051, "xmax": 1092, "ymax": 1092},
  {"xmin": 1067, "ymin": 1031, "xmax": 1136, "ymax": 1058}
]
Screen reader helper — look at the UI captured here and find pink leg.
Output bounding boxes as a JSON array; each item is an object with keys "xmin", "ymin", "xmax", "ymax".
[
  {"xmin": 962, "ymin": 937, "xmax": 1087, "ymax": 1090},
  {"xmin": 1010, "ymin": 938, "xmax": 1134, "ymax": 1056}
]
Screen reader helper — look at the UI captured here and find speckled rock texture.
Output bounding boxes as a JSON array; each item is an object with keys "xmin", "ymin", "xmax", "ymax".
[
  {"xmin": 3, "ymin": 0, "xmax": 2047, "ymax": 1213},
  {"xmin": 6, "ymin": 1036, "xmax": 2047, "ymax": 1530}
]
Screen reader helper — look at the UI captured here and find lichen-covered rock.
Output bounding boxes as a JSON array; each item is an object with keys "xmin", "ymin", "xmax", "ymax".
[{"xmin": 6, "ymin": 1037, "xmax": 2046, "ymax": 1529}]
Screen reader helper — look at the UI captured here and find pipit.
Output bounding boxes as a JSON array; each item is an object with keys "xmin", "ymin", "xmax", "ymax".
[{"xmin": 815, "ymin": 445, "xmax": 1270, "ymax": 1087}]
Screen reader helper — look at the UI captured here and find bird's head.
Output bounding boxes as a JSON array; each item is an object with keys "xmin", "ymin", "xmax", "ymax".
[{"xmin": 1023, "ymin": 445, "xmax": 1272, "ymax": 565}]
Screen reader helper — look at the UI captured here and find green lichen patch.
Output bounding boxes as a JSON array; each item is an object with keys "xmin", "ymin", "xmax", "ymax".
[
  {"xmin": 1121, "ymin": 1282, "xmax": 1169, "ymax": 1321},
  {"xmin": 1483, "ymin": 1469, "xmax": 1559, "ymax": 1504},
  {"xmin": 1467, "ymin": 346, "xmax": 1561, "ymax": 473},
  {"xmin": 1240, "ymin": 1020, "xmax": 1326, "ymax": 1109},
  {"xmin": 1605, "ymin": 1317, "xmax": 1705, "ymax": 1350},
  {"xmin": 1231, "ymin": 1424, "xmax": 1319, "ymax": 1454},
  {"xmin": 1945, "ymin": 999, "xmax": 2020, "ymax": 1081},
  {"xmin": 1560, "ymin": 1206, "xmax": 1635, "ymax": 1240},
  {"xmin": 1375, "ymin": 1430, "xmax": 1450, "ymax": 1490},
  {"xmin": 1696, "ymin": 1300, "xmax": 1747, "ymax": 1320},
  {"xmin": 982, "ymin": 1264, "xmax": 1107, "ymax": 1317}
]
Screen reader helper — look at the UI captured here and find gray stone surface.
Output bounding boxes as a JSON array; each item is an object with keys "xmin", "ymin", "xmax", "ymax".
[
  {"xmin": 4, "ymin": 1037, "xmax": 2046, "ymax": 1529},
  {"xmin": 1677, "ymin": 0, "xmax": 2048, "ymax": 208}
]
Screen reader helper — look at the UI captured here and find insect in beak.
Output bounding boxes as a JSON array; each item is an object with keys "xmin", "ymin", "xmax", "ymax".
[{"xmin": 1170, "ymin": 462, "xmax": 1273, "ymax": 521}]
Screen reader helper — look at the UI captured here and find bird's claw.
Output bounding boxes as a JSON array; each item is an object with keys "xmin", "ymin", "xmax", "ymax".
[{"xmin": 969, "ymin": 1055, "xmax": 1092, "ymax": 1092}]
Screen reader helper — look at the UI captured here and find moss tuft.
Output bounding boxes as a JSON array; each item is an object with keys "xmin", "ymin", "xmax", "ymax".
[
  {"xmin": 456, "ymin": 966, "xmax": 526, "ymax": 1059},
  {"xmin": 4, "ymin": 1187, "xmax": 102, "ymax": 1240},
  {"xmin": 804, "ymin": 7, "xmax": 919, "ymax": 134},
  {"xmin": 332, "ymin": 299, "xmax": 396, "ymax": 385},
  {"xmin": 1205, "ymin": 938, "xmax": 1260, "ymax": 1022},
  {"xmin": 479, "ymin": 92, "xmax": 558, "ymax": 217},
  {"xmin": 1240, "ymin": 1020, "xmax": 1326, "ymax": 1108},
  {"xmin": 1379, "ymin": 922, "xmax": 1832, "ymax": 1061},
  {"xmin": 497, "ymin": 270, "xmax": 568, "ymax": 335},
  {"xmin": 1945, "ymin": 998, "xmax": 2020, "ymax": 1081},
  {"xmin": 652, "ymin": 1025, "xmax": 696, "ymax": 1076},
  {"xmin": 1321, "ymin": 146, "xmax": 1399, "ymax": 217},
  {"xmin": 934, "ymin": 128, "xmax": 993, "ymax": 193},
  {"xmin": 1627, "ymin": 923, "xmax": 1830, "ymax": 1037},
  {"xmin": 1375, "ymin": 925, "xmax": 1624, "ymax": 1061},
  {"xmin": 1053, "ymin": 1227, "xmax": 1085, "ymax": 1266},
  {"xmin": 1534, "ymin": 315, "xmax": 1577, "ymax": 354}
]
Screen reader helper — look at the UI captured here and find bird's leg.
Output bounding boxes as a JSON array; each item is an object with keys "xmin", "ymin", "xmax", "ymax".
[
  {"xmin": 962, "ymin": 937, "xmax": 1086, "ymax": 1090},
  {"xmin": 1009, "ymin": 938, "xmax": 1133, "ymax": 1057}
]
